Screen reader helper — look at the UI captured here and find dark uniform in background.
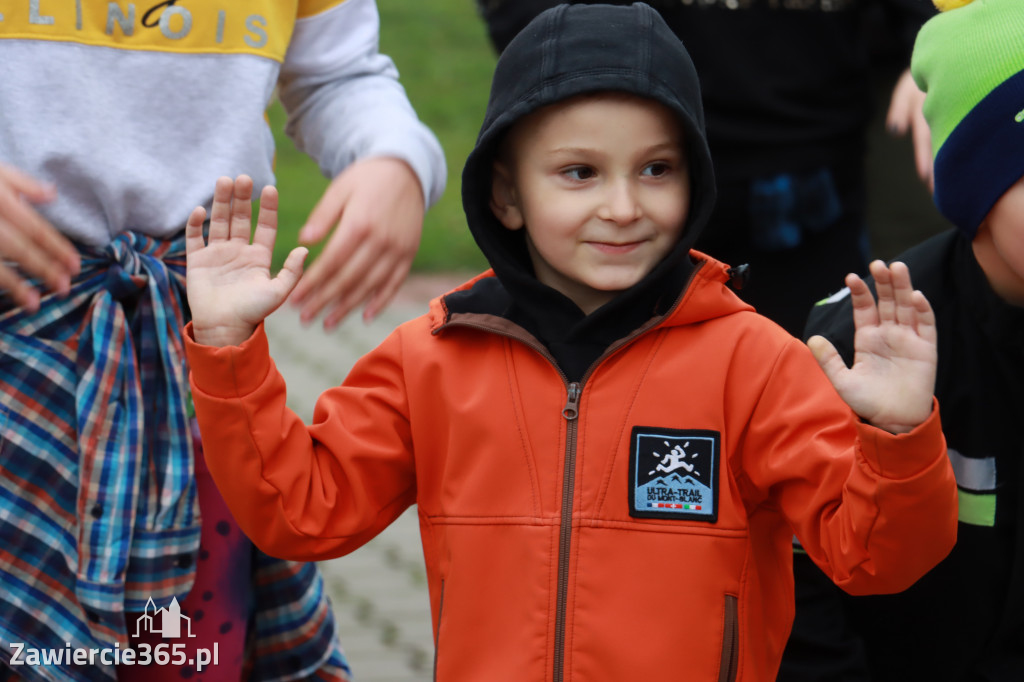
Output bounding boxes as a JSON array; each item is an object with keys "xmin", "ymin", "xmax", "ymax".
[{"xmin": 786, "ymin": 230, "xmax": 1024, "ymax": 680}]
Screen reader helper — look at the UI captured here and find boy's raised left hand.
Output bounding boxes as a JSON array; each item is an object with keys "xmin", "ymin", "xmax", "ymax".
[
  {"xmin": 185, "ymin": 175, "xmax": 308, "ymax": 348},
  {"xmin": 807, "ymin": 260, "xmax": 937, "ymax": 434}
]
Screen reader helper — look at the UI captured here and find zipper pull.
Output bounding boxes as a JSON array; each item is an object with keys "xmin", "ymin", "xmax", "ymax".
[{"xmin": 562, "ymin": 382, "xmax": 581, "ymax": 420}]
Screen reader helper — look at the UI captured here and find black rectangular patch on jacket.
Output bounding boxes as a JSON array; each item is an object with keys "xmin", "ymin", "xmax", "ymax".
[{"xmin": 628, "ymin": 427, "xmax": 720, "ymax": 522}]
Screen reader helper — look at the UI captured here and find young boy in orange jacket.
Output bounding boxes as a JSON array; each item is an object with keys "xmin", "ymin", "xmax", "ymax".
[{"xmin": 182, "ymin": 4, "xmax": 957, "ymax": 680}]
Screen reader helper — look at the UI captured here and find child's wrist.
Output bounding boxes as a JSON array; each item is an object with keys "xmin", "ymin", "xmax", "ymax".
[
  {"xmin": 869, "ymin": 420, "xmax": 916, "ymax": 436},
  {"xmin": 192, "ymin": 323, "xmax": 256, "ymax": 348},
  {"xmin": 865, "ymin": 401, "xmax": 933, "ymax": 435}
]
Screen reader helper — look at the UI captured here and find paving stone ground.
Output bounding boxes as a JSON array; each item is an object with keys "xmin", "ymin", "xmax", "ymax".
[{"xmin": 263, "ymin": 273, "xmax": 471, "ymax": 682}]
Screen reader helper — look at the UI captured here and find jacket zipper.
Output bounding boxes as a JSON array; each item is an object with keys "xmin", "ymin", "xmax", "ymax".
[
  {"xmin": 719, "ymin": 594, "xmax": 739, "ymax": 682},
  {"xmin": 553, "ymin": 382, "xmax": 581, "ymax": 682}
]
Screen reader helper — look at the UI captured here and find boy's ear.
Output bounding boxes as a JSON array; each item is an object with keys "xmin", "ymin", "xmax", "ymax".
[{"xmin": 490, "ymin": 161, "xmax": 525, "ymax": 231}]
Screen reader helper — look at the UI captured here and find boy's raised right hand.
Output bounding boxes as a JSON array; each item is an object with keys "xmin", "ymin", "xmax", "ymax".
[{"xmin": 186, "ymin": 175, "xmax": 308, "ymax": 348}]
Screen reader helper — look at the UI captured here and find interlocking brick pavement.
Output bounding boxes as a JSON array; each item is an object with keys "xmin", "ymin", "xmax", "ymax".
[{"xmin": 263, "ymin": 273, "xmax": 470, "ymax": 681}]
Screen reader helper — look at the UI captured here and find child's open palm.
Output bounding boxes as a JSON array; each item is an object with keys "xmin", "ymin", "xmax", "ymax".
[
  {"xmin": 807, "ymin": 260, "xmax": 937, "ymax": 434},
  {"xmin": 186, "ymin": 175, "xmax": 307, "ymax": 347}
]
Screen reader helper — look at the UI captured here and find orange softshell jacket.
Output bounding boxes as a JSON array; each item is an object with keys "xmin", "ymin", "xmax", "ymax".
[{"xmin": 186, "ymin": 258, "xmax": 957, "ymax": 682}]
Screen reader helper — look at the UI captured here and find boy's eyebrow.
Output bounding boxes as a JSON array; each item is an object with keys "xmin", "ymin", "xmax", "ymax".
[
  {"xmin": 546, "ymin": 147, "xmax": 593, "ymax": 155},
  {"xmin": 546, "ymin": 140, "xmax": 682, "ymax": 156}
]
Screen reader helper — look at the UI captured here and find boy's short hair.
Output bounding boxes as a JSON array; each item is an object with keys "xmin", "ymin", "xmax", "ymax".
[
  {"xmin": 912, "ymin": 0, "xmax": 1024, "ymax": 236},
  {"xmin": 462, "ymin": 2, "xmax": 717, "ymax": 246}
]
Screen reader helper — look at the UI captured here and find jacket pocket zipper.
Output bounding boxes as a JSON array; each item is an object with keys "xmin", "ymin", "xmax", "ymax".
[{"xmin": 719, "ymin": 594, "xmax": 739, "ymax": 682}]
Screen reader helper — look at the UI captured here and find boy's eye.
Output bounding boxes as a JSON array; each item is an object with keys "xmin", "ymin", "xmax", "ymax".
[
  {"xmin": 642, "ymin": 162, "xmax": 671, "ymax": 177},
  {"xmin": 562, "ymin": 166, "xmax": 595, "ymax": 181}
]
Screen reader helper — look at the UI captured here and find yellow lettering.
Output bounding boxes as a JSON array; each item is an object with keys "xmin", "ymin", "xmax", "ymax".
[
  {"xmin": 30, "ymin": 0, "xmax": 55, "ymax": 26},
  {"xmin": 106, "ymin": 3, "xmax": 135, "ymax": 37},
  {"xmin": 243, "ymin": 14, "xmax": 268, "ymax": 49},
  {"xmin": 159, "ymin": 6, "xmax": 192, "ymax": 40},
  {"xmin": 0, "ymin": 2, "xmax": 293, "ymax": 62},
  {"xmin": 216, "ymin": 9, "xmax": 225, "ymax": 43}
]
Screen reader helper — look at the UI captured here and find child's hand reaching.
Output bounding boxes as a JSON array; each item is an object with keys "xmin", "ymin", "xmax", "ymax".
[
  {"xmin": 807, "ymin": 260, "xmax": 937, "ymax": 434},
  {"xmin": 186, "ymin": 175, "xmax": 308, "ymax": 347}
]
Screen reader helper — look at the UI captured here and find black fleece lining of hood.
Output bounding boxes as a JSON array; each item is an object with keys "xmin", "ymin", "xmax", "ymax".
[{"xmin": 454, "ymin": 3, "xmax": 718, "ymax": 382}]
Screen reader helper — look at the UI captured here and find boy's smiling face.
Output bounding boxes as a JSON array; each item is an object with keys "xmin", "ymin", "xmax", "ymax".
[{"xmin": 491, "ymin": 92, "xmax": 690, "ymax": 314}]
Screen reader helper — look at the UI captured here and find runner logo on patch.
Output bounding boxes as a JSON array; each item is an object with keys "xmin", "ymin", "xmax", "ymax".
[{"xmin": 628, "ymin": 427, "xmax": 719, "ymax": 521}]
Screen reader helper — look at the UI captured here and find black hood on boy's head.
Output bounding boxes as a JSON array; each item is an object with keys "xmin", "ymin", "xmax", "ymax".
[{"xmin": 461, "ymin": 2, "xmax": 717, "ymax": 309}]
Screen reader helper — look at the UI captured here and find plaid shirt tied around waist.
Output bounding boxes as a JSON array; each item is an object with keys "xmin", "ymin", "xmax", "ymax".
[{"xmin": 0, "ymin": 231, "xmax": 350, "ymax": 681}]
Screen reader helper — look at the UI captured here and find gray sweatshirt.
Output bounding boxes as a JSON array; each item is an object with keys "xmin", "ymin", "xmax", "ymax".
[{"xmin": 0, "ymin": 0, "xmax": 446, "ymax": 247}]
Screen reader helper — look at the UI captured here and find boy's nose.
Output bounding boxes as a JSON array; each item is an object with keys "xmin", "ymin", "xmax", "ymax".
[{"xmin": 597, "ymin": 180, "xmax": 642, "ymax": 225}]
